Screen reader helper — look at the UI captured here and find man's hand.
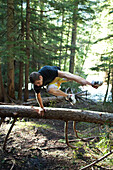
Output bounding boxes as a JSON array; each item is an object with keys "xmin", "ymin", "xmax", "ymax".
[
  {"xmin": 39, "ymin": 107, "xmax": 46, "ymax": 117},
  {"xmin": 31, "ymin": 106, "xmax": 46, "ymax": 116}
]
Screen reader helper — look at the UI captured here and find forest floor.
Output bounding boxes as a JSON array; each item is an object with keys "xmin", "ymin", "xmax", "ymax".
[{"xmin": 0, "ymin": 99, "xmax": 113, "ymax": 170}]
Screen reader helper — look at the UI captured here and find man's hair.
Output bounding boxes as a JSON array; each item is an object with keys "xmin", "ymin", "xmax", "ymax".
[{"xmin": 29, "ymin": 72, "xmax": 41, "ymax": 84}]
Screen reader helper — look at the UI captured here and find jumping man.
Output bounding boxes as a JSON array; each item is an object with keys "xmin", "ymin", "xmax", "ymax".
[{"xmin": 29, "ymin": 65, "xmax": 103, "ymax": 115}]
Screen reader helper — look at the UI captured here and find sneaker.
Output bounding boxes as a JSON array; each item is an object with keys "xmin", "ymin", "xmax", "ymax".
[
  {"xmin": 91, "ymin": 80, "xmax": 103, "ymax": 88},
  {"xmin": 66, "ymin": 94, "xmax": 76, "ymax": 105}
]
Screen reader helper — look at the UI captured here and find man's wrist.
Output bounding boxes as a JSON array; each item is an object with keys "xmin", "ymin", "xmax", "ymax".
[{"xmin": 42, "ymin": 107, "xmax": 46, "ymax": 112}]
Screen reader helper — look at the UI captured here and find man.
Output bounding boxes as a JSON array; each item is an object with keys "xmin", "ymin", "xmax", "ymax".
[{"xmin": 30, "ymin": 65, "xmax": 103, "ymax": 115}]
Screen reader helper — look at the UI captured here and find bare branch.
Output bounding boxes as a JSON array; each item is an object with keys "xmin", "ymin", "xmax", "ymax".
[{"xmin": 81, "ymin": 151, "xmax": 113, "ymax": 170}]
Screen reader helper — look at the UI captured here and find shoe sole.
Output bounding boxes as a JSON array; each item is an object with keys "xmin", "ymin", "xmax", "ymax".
[{"xmin": 92, "ymin": 82, "xmax": 103, "ymax": 88}]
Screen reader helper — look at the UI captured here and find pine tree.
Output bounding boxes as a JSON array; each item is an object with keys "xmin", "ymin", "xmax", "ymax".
[
  {"xmin": 7, "ymin": 0, "xmax": 15, "ymax": 99},
  {"xmin": 24, "ymin": 0, "xmax": 30, "ymax": 101},
  {"xmin": 18, "ymin": 0, "xmax": 24, "ymax": 100}
]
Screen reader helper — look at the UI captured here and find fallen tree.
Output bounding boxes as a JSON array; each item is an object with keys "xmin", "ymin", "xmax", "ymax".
[
  {"xmin": 0, "ymin": 105, "xmax": 113, "ymax": 124},
  {"xmin": 0, "ymin": 105, "xmax": 113, "ymax": 169}
]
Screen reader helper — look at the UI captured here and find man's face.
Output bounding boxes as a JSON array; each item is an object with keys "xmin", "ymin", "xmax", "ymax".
[{"xmin": 34, "ymin": 75, "xmax": 43, "ymax": 86}]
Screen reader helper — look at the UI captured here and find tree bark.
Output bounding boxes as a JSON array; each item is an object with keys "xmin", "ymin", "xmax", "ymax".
[
  {"xmin": 0, "ymin": 63, "xmax": 4, "ymax": 101},
  {"xmin": 64, "ymin": 20, "xmax": 70, "ymax": 71},
  {"xmin": 112, "ymin": 68, "xmax": 113, "ymax": 103},
  {"xmin": 103, "ymin": 62, "xmax": 111, "ymax": 104},
  {"xmin": 7, "ymin": 0, "xmax": 15, "ymax": 99},
  {"xmin": 24, "ymin": 0, "xmax": 30, "ymax": 101},
  {"xmin": 69, "ymin": 0, "xmax": 78, "ymax": 73},
  {"xmin": 0, "ymin": 105, "xmax": 113, "ymax": 124},
  {"xmin": 37, "ymin": 1, "xmax": 44, "ymax": 69},
  {"xmin": 59, "ymin": 10, "xmax": 64, "ymax": 68},
  {"xmin": 0, "ymin": 64, "xmax": 8, "ymax": 102},
  {"xmin": 18, "ymin": 0, "xmax": 24, "ymax": 100}
]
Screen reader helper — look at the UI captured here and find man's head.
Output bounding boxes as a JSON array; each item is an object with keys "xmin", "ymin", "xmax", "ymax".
[{"xmin": 29, "ymin": 72, "xmax": 43, "ymax": 86}]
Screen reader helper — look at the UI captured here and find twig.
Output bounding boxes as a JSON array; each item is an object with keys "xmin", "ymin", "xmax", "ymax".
[
  {"xmin": 10, "ymin": 159, "xmax": 15, "ymax": 170},
  {"xmin": 80, "ymin": 150, "xmax": 113, "ymax": 170}
]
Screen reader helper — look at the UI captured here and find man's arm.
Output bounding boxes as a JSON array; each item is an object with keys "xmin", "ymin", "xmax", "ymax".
[
  {"xmin": 35, "ymin": 92, "xmax": 45, "ymax": 116},
  {"xmin": 36, "ymin": 92, "xmax": 44, "ymax": 109}
]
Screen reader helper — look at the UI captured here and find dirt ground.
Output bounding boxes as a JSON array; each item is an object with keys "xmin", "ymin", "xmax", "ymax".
[{"xmin": 0, "ymin": 100, "xmax": 113, "ymax": 170}]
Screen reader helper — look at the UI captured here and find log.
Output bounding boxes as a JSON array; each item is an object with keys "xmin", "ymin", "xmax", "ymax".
[{"xmin": 0, "ymin": 105, "xmax": 113, "ymax": 124}]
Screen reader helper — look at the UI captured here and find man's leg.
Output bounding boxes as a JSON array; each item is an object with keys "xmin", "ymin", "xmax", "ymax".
[
  {"xmin": 48, "ymin": 88, "xmax": 68, "ymax": 97},
  {"xmin": 47, "ymin": 87, "xmax": 76, "ymax": 104},
  {"xmin": 47, "ymin": 77, "xmax": 69, "ymax": 97},
  {"xmin": 47, "ymin": 80, "xmax": 76, "ymax": 105},
  {"xmin": 58, "ymin": 70, "xmax": 92, "ymax": 86}
]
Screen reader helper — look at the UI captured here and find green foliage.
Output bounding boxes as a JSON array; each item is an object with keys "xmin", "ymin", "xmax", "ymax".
[
  {"xmin": 16, "ymin": 121, "xmax": 52, "ymax": 130},
  {"xmin": 0, "ymin": 0, "xmax": 112, "ymax": 101},
  {"xmin": 72, "ymin": 123, "xmax": 113, "ymax": 168},
  {"xmin": 61, "ymin": 81, "xmax": 82, "ymax": 93}
]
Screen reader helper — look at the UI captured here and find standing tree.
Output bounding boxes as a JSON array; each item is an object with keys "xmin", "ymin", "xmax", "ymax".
[
  {"xmin": 7, "ymin": 0, "xmax": 15, "ymax": 99},
  {"xmin": 112, "ymin": 68, "xmax": 113, "ymax": 102},
  {"xmin": 0, "ymin": 62, "xmax": 4, "ymax": 101},
  {"xmin": 24, "ymin": 0, "xmax": 30, "ymax": 101},
  {"xmin": 69, "ymin": 0, "xmax": 78, "ymax": 73},
  {"xmin": 18, "ymin": 0, "xmax": 24, "ymax": 100},
  {"xmin": 103, "ymin": 56, "xmax": 112, "ymax": 104},
  {"xmin": 59, "ymin": 9, "xmax": 64, "ymax": 68}
]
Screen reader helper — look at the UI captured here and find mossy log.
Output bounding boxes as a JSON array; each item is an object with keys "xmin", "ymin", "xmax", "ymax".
[{"xmin": 0, "ymin": 105, "xmax": 113, "ymax": 124}]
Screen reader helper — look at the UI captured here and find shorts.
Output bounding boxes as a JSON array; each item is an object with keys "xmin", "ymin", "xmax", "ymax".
[{"xmin": 47, "ymin": 77, "xmax": 68, "ymax": 91}]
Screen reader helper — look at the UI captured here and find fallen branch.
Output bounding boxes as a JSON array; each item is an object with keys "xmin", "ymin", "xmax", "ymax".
[{"xmin": 80, "ymin": 150, "xmax": 113, "ymax": 170}]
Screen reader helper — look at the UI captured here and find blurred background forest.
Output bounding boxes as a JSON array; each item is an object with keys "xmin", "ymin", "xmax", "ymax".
[{"xmin": 0, "ymin": 0, "xmax": 113, "ymax": 104}]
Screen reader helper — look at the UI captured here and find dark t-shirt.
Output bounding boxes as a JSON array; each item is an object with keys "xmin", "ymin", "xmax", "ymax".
[{"xmin": 34, "ymin": 65, "xmax": 60, "ymax": 94}]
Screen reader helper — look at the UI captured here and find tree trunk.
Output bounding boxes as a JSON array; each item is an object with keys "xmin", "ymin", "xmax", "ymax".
[
  {"xmin": 69, "ymin": 0, "xmax": 78, "ymax": 73},
  {"xmin": 0, "ymin": 63, "xmax": 4, "ymax": 102},
  {"xmin": 0, "ymin": 105, "xmax": 113, "ymax": 124},
  {"xmin": 24, "ymin": 0, "xmax": 30, "ymax": 101},
  {"xmin": 0, "ymin": 63, "xmax": 9, "ymax": 102},
  {"xmin": 64, "ymin": 20, "xmax": 70, "ymax": 71},
  {"xmin": 59, "ymin": 10, "xmax": 64, "ymax": 68},
  {"xmin": 18, "ymin": 62, "xmax": 24, "ymax": 100},
  {"xmin": 7, "ymin": 0, "xmax": 15, "ymax": 99},
  {"xmin": 31, "ymin": 43, "xmax": 37, "ymax": 70},
  {"xmin": 103, "ymin": 63, "xmax": 111, "ymax": 104},
  {"xmin": 18, "ymin": 0, "xmax": 24, "ymax": 100},
  {"xmin": 112, "ymin": 68, "xmax": 113, "ymax": 103},
  {"xmin": 38, "ymin": 1, "xmax": 44, "ymax": 69}
]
